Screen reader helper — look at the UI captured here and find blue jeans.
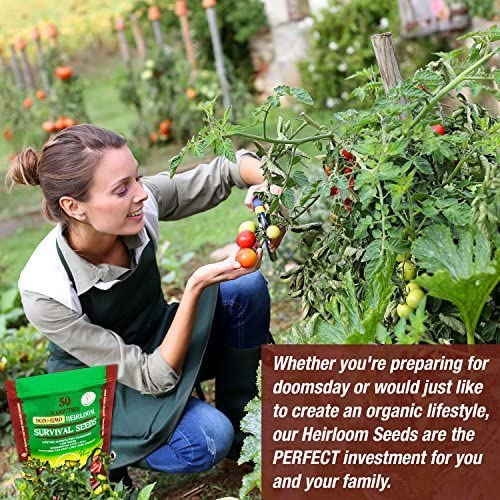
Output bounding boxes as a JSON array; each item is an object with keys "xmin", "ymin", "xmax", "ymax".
[{"xmin": 144, "ymin": 271, "xmax": 270, "ymax": 473}]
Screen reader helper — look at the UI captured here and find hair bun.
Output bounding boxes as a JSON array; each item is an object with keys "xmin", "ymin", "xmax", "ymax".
[{"xmin": 8, "ymin": 147, "xmax": 40, "ymax": 187}]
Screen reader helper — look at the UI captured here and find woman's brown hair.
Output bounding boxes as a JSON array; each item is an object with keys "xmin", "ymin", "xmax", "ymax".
[{"xmin": 6, "ymin": 124, "xmax": 127, "ymax": 226}]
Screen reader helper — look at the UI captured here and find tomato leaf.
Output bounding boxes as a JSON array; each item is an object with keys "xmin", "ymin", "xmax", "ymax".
[
  {"xmin": 412, "ymin": 225, "xmax": 500, "ymax": 341},
  {"xmin": 168, "ymin": 154, "xmax": 182, "ymax": 176}
]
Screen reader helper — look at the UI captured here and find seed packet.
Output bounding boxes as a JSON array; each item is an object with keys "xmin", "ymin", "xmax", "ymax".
[{"xmin": 6, "ymin": 365, "xmax": 117, "ymax": 468}]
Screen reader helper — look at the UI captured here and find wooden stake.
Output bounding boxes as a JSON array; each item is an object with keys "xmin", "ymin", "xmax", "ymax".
[
  {"xmin": 371, "ymin": 33, "xmax": 405, "ymax": 92},
  {"xmin": 129, "ymin": 13, "xmax": 147, "ymax": 63},
  {"xmin": 9, "ymin": 44, "xmax": 24, "ymax": 89},
  {"xmin": 371, "ymin": 32, "xmax": 407, "ymax": 116},
  {"xmin": 115, "ymin": 18, "xmax": 132, "ymax": 71},
  {"xmin": 148, "ymin": 5, "xmax": 169, "ymax": 55},
  {"xmin": 16, "ymin": 38, "xmax": 36, "ymax": 91},
  {"xmin": 32, "ymin": 29, "xmax": 50, "ymax": 92},
  {"xmin": 175, "ymin": 0, "xmax": 197, "ymax": 70},
  {"xmin": 203, "ymin": 0, "xmax": 231, "ymax": 110}
]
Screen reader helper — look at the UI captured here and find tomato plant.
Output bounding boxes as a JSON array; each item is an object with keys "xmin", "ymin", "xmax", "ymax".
[
  {"xmin": 172, "ymin": 26, "xmax": 499, "ymax": 347},
  {"xmin": 172, "ymin": 28, "xmax": 499, "ymax": 497}
]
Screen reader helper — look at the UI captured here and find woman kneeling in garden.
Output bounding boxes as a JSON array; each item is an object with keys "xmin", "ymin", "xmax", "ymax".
[{"xmin": 8, "ymin": 124, "xmax": 277, "ymax": 483}]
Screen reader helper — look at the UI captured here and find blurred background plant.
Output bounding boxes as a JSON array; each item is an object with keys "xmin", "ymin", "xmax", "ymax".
[{"xmin": 297, "ymin": 0, "xmax": 451, "ymax": 109}]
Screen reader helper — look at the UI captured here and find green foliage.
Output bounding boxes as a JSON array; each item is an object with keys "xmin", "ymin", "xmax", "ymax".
[
  {"xmin": 117, "ymin": 46, "xmax": 251, "ymax": 151},
  {"xmin": 181, "ymin": 27, "xmax": 498, "ymax": 353},
  {"xmin": 455, "ymin": 0, "xmax": 497, "ymax": 18},
  {"xmin": 413, "ymin": 225, "xmax": 500, "ymax": 343},
  {"xmin": 297, "ymin": 0, "xmax": 450, "ymax": 109},
  {"xmin": 126, "ymin": 0, "xmax": 268, "ymax": 86},
  {"xmin": 14, "ymin": 456, "xmax": 155, "ymax": 499},
  {"xmin": 0, "ymin": 311, "xmax": 47, "ymax": 445}
]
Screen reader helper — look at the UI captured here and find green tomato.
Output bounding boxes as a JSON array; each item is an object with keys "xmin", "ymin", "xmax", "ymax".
[
  {"xmin": 406, "ymin": 289, "xmax": 425, "ymax": 309},
  {"xmin": 396, "ymin": 252, "xmax": 412, "ymax": 263},
  {"xmin": 238, "ymin": 221, "xmax": 257, "ymax": 233},
  {"xmin": 399, "ymin": 261, "xmax": 417, "ymax": 281},
  {"xmin": 405, "ymin": 282, "xmax": 421, "ymax": 294},
  {"xmin": 397, "ymin": 303, "xmax": 414, "ymax": 320},
  {"xmin": 266, "ymin": 225, "xmax": 281, "ymax": 239}
]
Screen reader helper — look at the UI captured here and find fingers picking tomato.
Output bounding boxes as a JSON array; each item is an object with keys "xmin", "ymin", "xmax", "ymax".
[
  {"xmin": 236, "ymin": 229, "xmax": 256, "ymax": 249},
  {"xmin": 236, "ymin": 248, "xmax": 257, "ymax": 268}
]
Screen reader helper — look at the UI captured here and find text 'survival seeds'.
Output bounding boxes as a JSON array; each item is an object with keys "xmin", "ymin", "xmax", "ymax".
[{"xmin": 6, "ymin": 365, "xmax": 117, "ymax": 467}]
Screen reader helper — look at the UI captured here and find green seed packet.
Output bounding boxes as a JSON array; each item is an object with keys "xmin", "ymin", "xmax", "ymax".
[{"xmin": 6, "ymin": 365, "xmax": 117, "ymax": 467}]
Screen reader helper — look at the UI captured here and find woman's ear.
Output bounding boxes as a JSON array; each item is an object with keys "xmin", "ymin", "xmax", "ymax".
[{"xmin": 59, "ymin": 196, "xmax": 87, "ymax": 222}]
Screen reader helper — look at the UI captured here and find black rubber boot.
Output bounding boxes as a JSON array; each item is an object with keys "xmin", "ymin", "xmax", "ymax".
[
  {"xmin": 215, "ymin": 344, "xmax": 262, "ymax": 461},
  {"xmin": 109, "ymin": 466, "xmax": 133, "ymax": 488}
]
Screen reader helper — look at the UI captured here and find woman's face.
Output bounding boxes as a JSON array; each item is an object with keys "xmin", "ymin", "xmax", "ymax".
[{"xmin": 80, "ymin": 146, "xmax": 148, "ymax": 235}]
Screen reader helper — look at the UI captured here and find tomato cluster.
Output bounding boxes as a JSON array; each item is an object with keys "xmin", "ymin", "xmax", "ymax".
[
  {"xmin": 396, "ymin": 255, "xmax": 426, "ymax": 320},
  {"xmin": 324, "ymin": 149, "xmax": 356, "ymax": 223},
  {"xmin": 41, "ymin": 116, "xmax": 78, "ymax": 133},
  {"xmin": 150, "ymin": 119, "xmax": 173, "ymax": 144},
  {"xmin": 235, "ymin": 221, "xmax": 258, "ymax": 268}
]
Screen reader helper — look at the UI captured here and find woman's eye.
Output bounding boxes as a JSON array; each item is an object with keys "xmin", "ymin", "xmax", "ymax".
[
  {"xmin": 117, "ymin": 188, "xmax": 128, "ymax": 197},
  {"xmin": 136, "ymin": 175, "xmax": 143, "ymax": 182}
]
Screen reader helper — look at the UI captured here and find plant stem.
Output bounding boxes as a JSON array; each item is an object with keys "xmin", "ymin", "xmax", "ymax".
[
  {"xmin": 408, "ymin": 50, "xmax": 496, "ymax": 130},
  {"xmin": 442, "ymin": 148, "xmax": 477, "ymax": 186},
  {"xmin": 300, "ymin": 112, "xmax": 322, "ymax": 129},
  {"xmin": 377, "ymin": 184, "xmax": 386, "ymax": 254},
  {"xmin": 467, "ymin": 328, "xmax": 475, "ymax": 345},
  {"xmin": 294, "ymin": 195, "xmax": 320, "ymax": 218},
  {"xmin": 225, "ymin": 131, "xmax": 333, "ymax": 146}
]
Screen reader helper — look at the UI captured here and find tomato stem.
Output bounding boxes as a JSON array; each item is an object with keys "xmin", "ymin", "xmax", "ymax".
[
  {"xmin": 408, "ymin": 50, "xmax": 496, "ymax": 131},
  {"xmin": 225, "ymin": 131, "xmax": 333, "ymax": 146}
]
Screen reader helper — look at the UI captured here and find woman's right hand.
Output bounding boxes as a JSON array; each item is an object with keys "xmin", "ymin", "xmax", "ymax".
[{"xmin": 187, "ymin": 248, "xmax": 263, "ymax": 291}]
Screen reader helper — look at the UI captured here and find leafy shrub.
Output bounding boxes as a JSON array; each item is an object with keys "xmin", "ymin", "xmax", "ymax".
[
  {"xmin": 14, "ymin": 456, "xmax": 156, "ymax": 499},
  {"xmin": 124, "ymin": 0, "xmax": 268, "ymax": 86},
  {"xmin": 0, "ymin": 285, "xmax": 47, "ymax": 445},
  {"xmin": 297, "ymin": 0, "xmax": 450, "ymax": 109}
]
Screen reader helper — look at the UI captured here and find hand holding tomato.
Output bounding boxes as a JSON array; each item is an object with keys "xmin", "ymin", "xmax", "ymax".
[{"xmin": 188, "ymin": 249, "xmax": 263, "ymax": 289}]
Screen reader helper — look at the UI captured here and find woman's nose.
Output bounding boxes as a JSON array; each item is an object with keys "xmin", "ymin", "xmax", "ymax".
[{"xmin": 134, "ymin": 181, "xmax": 148, "ymax": 203}]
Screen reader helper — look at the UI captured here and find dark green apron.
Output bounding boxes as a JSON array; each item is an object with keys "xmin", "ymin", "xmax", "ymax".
[{"xmin": 47, "ymin": 236, "xmax": 218, "ymax": 469}]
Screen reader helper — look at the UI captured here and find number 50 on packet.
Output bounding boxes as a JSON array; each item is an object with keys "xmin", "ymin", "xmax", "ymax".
[{"xmin": 6, "ymin": 365, "xmax": 117, "ymax": 467}]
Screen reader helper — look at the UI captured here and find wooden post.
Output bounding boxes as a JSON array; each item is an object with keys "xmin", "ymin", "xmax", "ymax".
[
  {"xmin": 175, "ymin": 0, "xmax": 197, "ymax": 70},
  {"xmin": 203, "ymin": 0, "xmax": 231, "ymax": 110},
  {"xmin": 9, "ymin": 44, "xmax": 24, "ymax": 89},
  {"xmin": 148, "ymin": 5, "xmax": 170, "ymax": 55},
  {"xmin": 115, "ymin": 18, "xmax": 132, "ymax": 71},
  {"xmin": 371, "ymin": 33, "xmax": 405, "ymax": 92},
  {"xmin": 32, "ymin": 28, "xmax": 50, "ymax": 92},
  {"xmin": 371, "ymin": 32, "xmax": 407, "ymax": 116},
  {"xmin": 129, "ymin": 13, "xmax": 147, "ymax": 63},
  {"xmin": 16, "ymin": 37, "xmax": 36, "ymax": 91}
]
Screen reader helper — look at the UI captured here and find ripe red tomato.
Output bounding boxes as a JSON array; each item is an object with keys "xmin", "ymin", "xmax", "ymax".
[
  {"xmin": 349, "ymin": 176, "xmax": 355, "ymax": 191},
  {"xmin": 23, "ymin": 97, "xmax": 33, "ymax": 109},
  {"xmin": 342, "ymin": 149, "xmax": 353, "ymax": 161},
  {"xmin": 344, "ymin": 167, "xmax": 352, "ymax": 175},
  {"xmin": 344, "ymin": 198, "xmax": 352, "ymax": 212},
  {"xmin": 236, "ymin": 229, "xmax": 256, "ymax": 249},
  {"xmin": 431, "ymin": 124, "xmax": 445, "ymax": 135},
  {"xmin": 323, "ymin": 165, "xmax": 331, "ymax": 176},
  {"xmin": 330, "ymin": 186, "xmax": 339, "ymax": 196},
  {"xmin": 55, "ymin": 66, "xmax": 73, "ymax": 81},
  {"xmin": 236, "ymin": 248, "xmax": 257, "ymax": 268}
]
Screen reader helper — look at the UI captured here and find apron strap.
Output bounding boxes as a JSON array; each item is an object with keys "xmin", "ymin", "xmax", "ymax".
[{"xmin": 56, "ymin": 239, "xmax": 77, "ymax": 289}]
